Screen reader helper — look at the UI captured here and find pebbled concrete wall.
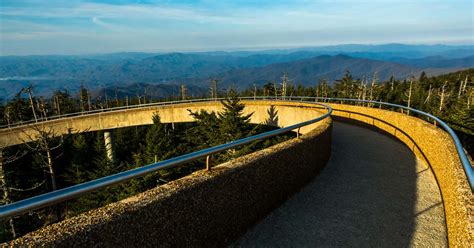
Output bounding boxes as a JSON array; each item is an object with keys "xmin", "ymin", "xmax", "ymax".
[
  {"xmin": 0, "ymin": 100, "xmax": 326, "ymax": 147},
  {"xmin": 327, "ymin": 103, "xmax": 473, "ymax": 247},
  {"xmin": 2, "ymin": 100, "xmax": 470, "ymax": 245},
  {"xmin": 6, "ymin": 116, "xmax": 333, "ymax": 247}
]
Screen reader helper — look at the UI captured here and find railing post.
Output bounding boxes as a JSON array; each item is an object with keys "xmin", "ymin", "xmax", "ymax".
[
  {"xmin": 206, "ymin": 155, "xmax": 211, "ymax": 171},
  {"xmin": 297, "ymin": 127, "xmax": 301, "ymax": 139}
]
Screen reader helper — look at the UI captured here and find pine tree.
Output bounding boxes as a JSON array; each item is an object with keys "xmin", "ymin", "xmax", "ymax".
[
  {"xmin": 334, "ymin": 71, "xmax": 354, "ymax": 98},
  {"xmin": 186, "ymin": 109, "xmax": 220, "ymax": 153},
  {"xmin": 218, "ymin": 89, "xmax": 253, "ymax": 143},
  {"xmin": 144, "ymin": 114, "xmax": 176, "ymax": 163}
]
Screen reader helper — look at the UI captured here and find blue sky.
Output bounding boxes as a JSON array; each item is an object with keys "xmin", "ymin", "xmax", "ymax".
[{"xmin": 0, "ymin": 0, "xmax": 473, "ymax": 55}]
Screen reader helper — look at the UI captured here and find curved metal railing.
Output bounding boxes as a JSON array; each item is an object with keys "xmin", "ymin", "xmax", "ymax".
[
  {"xmin": 0, "ymin": 100, "xmax": 333, "ymax": 219},
  {"xmin": 0, "ymin": 96, "xmax": 472, "ymax": 220},
  {"xmin": 310, "ymin": 96, "xmax": 474, "ymax": 191}
]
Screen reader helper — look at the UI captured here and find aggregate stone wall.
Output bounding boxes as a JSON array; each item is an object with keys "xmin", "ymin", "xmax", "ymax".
[
  {"xmin": 327, "ymin": 103, "xmax": 473, "ymax": 247},
  {"xmin": 6, "ymin": 118, "xmax": 332, "ymax": 247},
  {"xmin": 0, "ymin": 100, "xmax": 326, "ymax": 147}
]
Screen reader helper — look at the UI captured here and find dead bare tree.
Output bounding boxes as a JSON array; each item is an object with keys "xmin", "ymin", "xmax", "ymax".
[
  {"xmin": 368, "ymin": 72, "xmax": 378, "ymax": 106},
  {"xmin": 281, "ymin": 73, "xmax": 289, "ymax": 100},
  {"xmin": 403, "ymin": 77, "xmax": 414, "ymax": 115},
  {"xmin": 21, "ymin": 86, "xmax": 38, "ymax": 123},
  {"xmin": 210, "ymin": 79, "xmax": 219, "ymax": 100},
  {"xmin": 315, "ymin": 82, "xmax": 320, "ymax": 99},
  {"xmin": 87, "ymin": 89, "xmax": 92, "ymax": 111},
  {"xmin": 358, "ymin": 76, "xmax": 368, "ymax": 104},
  {"xmin": 180, "ymin": 84, "xmax": 187, "ymax": 100},
  {"xmin": 114, "ymin": 87, "xmax": 119, "ymax": 107},
  {"xmin": 424, "ymin": 84, "xmax": 433, "ymax": 105},
  {"xmin": 273, "ymin": 81, "xmax": 278, "ymax": 99},
  {"xmin": 37, "ymin": 97, "xmax": 48, "ymax": 121},
  {"xmin": 21, "ymin": 126, "xmax": 65, "ymax": 192},
  {"xmin": 4, "ymin": 106, "xmax": 11, "ymax": 128},
  {"xmin": 143, "ymin": 87, "xmax": 147, "ymax": 104},
  {"xmin": 462, "ymin": 76, "xmax": 469, "ymax": 95},
  {"xmin": 54, "ymin": 94, "xmax": 61, "ymax": 116},
  {"xmin": 253, "ymin": 84, "xmax": 257, "ymax": 100},
  {"xmin": 0, "ymin": 148, "xmax": 29, "ymax": 238},
  {"xmin": 389, "ymin": 75, "xmax": 395, "ymax": 92},
  {"xmin": 457, "ymin": 75, "xmax": 470, "ymax": 99},
  {"xmin": 136, "ymin": 94, "xmax": 142, "ymax": 105},
  {"xmin": 79, "ymin": 85, "xmax": 85, "ymax": 113},
  {"xmin": 104, "ymin": 93, "xmax": 109, "ymax": 109},
  {"xmin": 438, "ymin": 81, "xmax": 450, "ymax": 112},
  {"xmin": 0, "ymin": 149, "xmax": 15, "ymax": 237}
]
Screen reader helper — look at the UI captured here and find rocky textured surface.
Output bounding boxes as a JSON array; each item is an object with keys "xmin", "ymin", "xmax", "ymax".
[
  {"xmin": 0, "ymin": 100, "xmax": 327, "ymax": 147},
  {"xmin": 4, "ymin": 118, "xmax": 332, "ymax": 247},
  {"xmin": 3, "ymin": 101, "xmax": 471, "ymax": 246},
  {"xmin": 235, "ymin": 122, "xmax": 447, "ymax": 247}
]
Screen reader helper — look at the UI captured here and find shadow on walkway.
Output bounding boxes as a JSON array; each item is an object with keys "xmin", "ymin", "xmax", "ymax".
[{"xmin": 234, "ymin": 122, "xmax": 446, "ymax": 247}]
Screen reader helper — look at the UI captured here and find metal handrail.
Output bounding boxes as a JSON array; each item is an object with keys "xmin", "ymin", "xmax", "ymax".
[
  {"xmin": 0, "ymin": 100, "xmax": 332, "ymax": 219},
  {"xmin": 311, "ymin": 96, "xmax": 474, "ymax": 191},
  {"xmin": 0, "ymin": 96, "xmax": 472, "ymax": 220}
]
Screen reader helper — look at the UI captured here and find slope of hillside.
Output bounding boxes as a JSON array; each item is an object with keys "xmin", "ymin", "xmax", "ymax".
[
  {"xmin": 1, "ymin": 46, "xmax": 472, "ymax": 99},
  {"xmin": 390, "ymin": 56, "xmax": 474, "ymax": 68},
  {"xmin": 93, "ymin": 83, "xmax": 208, "ymax": 99},
  {"xmin": 191, "ymin": 55, "xmax": 463, "ymax": 90}
]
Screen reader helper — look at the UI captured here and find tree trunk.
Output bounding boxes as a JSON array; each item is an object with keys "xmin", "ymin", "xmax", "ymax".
[
  {"xmin": 27, "ymin": 90, "xmax": 38, "ymax": 122},
  {"xmin": 424, "ymin": 84, "xmax": 432, "ymax": 105},
  {"xmin": 439, "ymin": 81, "xmax": 448, "ymax": 112},
  {"xmin": 0, "ymin": 150, "xmax": 16, "ymax": 238},
  {"xmin": 46, "ymin": 148, "xmax": 57, "ymax": 191},
  {"xmin": 87, "ymin": 90, "xmax": 92, "ymax": 111},
  {"xmin": 406, "ymin": 78, "xmax": 413, "ymax": 115}
]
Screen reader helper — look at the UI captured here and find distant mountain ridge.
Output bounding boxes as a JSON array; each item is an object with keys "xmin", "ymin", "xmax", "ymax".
[
  {"xmin": 93, "ymin": 83, "xmax": 208, "ymax": 99},
  {"xmin": 389, "ymin": 55, "xmax": 474, "ymax": 68},
  {"xmin": 0, "ymin": 44, "xmax": 473, "ymax": 99},
  {"xmin": 171, "ymin": 55, "xmax": 460, "ymax": 90}
]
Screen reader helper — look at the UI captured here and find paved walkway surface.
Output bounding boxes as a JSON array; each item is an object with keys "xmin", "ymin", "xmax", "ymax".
[{"xmin": 234, "ymin": 122, "xmax": 447, "ymax": 247}]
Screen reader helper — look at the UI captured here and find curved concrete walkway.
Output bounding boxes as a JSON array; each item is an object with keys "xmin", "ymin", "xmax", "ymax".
[{"xmin": 235, "ymin": 122, "xmax": 447, "ymax": 247}]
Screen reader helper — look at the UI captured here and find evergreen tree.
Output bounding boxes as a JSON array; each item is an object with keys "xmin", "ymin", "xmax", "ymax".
[
  {"xmin": 217, "ymin": 89, "xmax": 253, "ymax": 143},
  {"xmin": 334, "ymin": 70, "xmax": 354, "ymax": 98},
  {"xmin": 186, "ymin": 109, "xmax": 220, "ymax": 150},
  {"xmin": 144, "ymin": 114, "xmax": 176, "ymax": 163}
]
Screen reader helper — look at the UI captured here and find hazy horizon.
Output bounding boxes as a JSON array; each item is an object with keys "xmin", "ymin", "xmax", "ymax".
[
  {"xmin": 0, "ymin": 43, "xmax": 472, "ymax": 57},
  {"xmin": 1, "ymin": 0, "xmax": 473, "ymax": 56}
]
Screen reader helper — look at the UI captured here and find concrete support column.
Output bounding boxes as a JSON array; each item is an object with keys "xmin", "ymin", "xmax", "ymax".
[{"xmin": 104, "ymin": 130, "xmax": 116, "ymax": 164}]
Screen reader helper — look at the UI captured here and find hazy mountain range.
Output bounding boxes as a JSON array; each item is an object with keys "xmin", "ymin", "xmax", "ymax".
[{"xmin": 0, "ymin": 44, "xmax": 473, "ymax": 100}]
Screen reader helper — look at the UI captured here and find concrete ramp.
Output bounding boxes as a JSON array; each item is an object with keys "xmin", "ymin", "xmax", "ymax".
[{"xmin": 235, "ymin": 122, "xmax": 447, "ymax": 247}]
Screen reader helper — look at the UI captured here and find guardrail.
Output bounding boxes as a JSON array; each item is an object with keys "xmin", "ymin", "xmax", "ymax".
[
  {"xmin": 0, "ymin": 96, "xmax": 472, "ymax": 220},
  {"xmin": 0, "ymin": 99, "xmax": 332, "ymax": 219},
  {"xmin": 310, "ymin": 96, "xmax": 474, "ymax": 191}
]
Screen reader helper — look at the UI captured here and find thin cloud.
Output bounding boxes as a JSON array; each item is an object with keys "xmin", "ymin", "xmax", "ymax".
[{"xmin": 1, "ymin": 0, "xmax": 472, "ymax": 55}]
